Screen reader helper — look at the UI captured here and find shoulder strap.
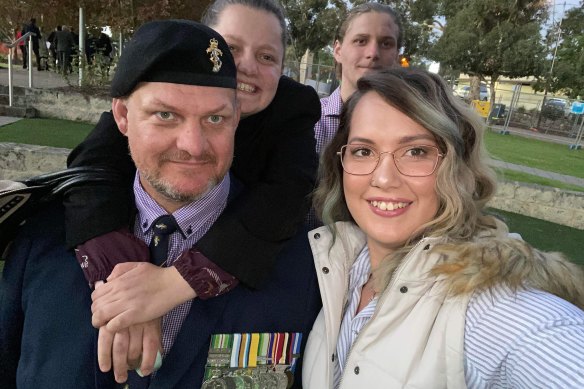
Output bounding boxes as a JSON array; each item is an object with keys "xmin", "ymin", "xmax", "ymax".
[{"xmin": 0, "ymin": 167, "xmax": 120, "ymax": 259}]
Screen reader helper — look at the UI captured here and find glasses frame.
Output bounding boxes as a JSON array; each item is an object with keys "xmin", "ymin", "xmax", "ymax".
[{"xmin": 337, "ymin": 144, "xmax": 445, "ymax": 177}]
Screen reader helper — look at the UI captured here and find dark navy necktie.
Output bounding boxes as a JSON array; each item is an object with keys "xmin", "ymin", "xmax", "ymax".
[
  {"xmin": 124, "ymin": 215, "xmax": 178, "ymax": 388},
  {"xmin": 149, "ymin": 214, "xmax": 178, "ymax": 266}
]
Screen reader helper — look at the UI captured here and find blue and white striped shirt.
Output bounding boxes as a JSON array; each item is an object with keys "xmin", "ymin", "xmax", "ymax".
[
  {"xmin": 133, "ymin": 172, "xmax": 230, "ymax": 354},
  {"xmin": 335, "ymin": 245, "xmax": 584, "ymax": 388}
]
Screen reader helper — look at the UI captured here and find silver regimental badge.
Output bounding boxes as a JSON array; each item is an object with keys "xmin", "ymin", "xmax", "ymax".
[{"xmin": 206, "ymin": 38, "xmax": 223, "ymax": 73}]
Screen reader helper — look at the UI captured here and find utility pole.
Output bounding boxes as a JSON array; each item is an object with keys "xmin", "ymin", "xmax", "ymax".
[{"xmin": 536, "ymin": 0, "xmax": 565, "ymax": 130}]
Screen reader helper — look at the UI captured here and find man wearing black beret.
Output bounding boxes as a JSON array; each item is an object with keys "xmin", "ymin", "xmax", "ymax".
[{"xmin": 0, "ymin": 19, "xmax": 320, "ymax": 389}]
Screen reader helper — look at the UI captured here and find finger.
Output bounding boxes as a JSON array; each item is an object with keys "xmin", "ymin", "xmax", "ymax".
[
  {"xmin": 91, "ymin": 280, "xmax": 115, "ymax": 301},
  {"xmin": 127, "ymin": 325, "xmax": 144, "ymax": 367},
  {"xmin": 112, "ymin": 330, "xmax": 130, "ymax": 383},
  {"xmin": 108, "ymin": 262, "xmax": 140, "ymax": 282},
  {"xmin": 97, "ymin": 326, "xmax": 114, "ymax": 373},
  {"xmin": 92, "ymin": 300, "xmax": 127, "ymax": 328},
  {"xmin": 140, "ymin": 322, "xmax": 162, "ymax": 376},
  {"xmin": 106, "ymin": 309, "xmax": 140, "ymax": 332}
]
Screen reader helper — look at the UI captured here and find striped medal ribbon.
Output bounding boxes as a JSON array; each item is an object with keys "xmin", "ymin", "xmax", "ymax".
[{"xmin": 202, "ymin": 332, "xmax": 303, "ymax": 389}]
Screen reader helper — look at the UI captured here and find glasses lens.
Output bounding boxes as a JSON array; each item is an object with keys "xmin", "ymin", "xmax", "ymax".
[
  {"xmin": 340, "ymin": 144, "xmax": 379, "ymax": 175},
  {"xmin": 394, "ymin": 145, "xmax": 440, "ymax": 176}
]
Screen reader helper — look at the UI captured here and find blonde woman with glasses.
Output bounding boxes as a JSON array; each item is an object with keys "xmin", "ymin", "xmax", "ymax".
[{"xmin": 303, "ymin": 68, "xmax": 584, "ymax": 388}]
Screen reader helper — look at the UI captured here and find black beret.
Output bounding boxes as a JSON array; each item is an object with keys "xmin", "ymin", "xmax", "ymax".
[{"xmin": 110, "ymin": 19, "xmax": 236, "ymax": 97}]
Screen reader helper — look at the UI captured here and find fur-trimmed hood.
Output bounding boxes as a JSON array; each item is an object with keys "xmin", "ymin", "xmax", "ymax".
[{"xmin": 429, "ymin": 219, "xmax": 584, "ymax": 309}]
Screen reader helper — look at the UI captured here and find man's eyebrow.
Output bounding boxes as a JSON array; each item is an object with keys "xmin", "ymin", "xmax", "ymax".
[
  {"xmin": 140, "ymin": 97, "xmax": 176, "ymax": 111},
  {"xmin": 142, "ymin": 100, "xmax": 231, "ymax": 114}
]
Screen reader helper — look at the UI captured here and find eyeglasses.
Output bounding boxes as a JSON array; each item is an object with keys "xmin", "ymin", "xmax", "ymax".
[{"xmin": 337, "ymin": 144, "xmax": 444, "ymax": 177}]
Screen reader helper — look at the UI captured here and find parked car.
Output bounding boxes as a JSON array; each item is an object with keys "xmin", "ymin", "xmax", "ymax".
[
  {"xmin": 454, "ymin": 85, "xmax": 489, "ymax": 101},
  {"xmin": 544, "ymin": 97, "xmax": 571, "ymax": 116}
]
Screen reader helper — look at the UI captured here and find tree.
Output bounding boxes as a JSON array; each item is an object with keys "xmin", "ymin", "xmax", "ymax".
[
  {"xmin": 282, "ymin": 0, "xmax": 346, "ymax": 61},
  {"xmin": 0, "ymin": 0, "xmax": 212, "ymax": 42},
  {"xmin": 535, "ymin": 5, "xmax": 584, "ymax": 99},
  {"xmin": 430, "ymin": 0, "xmax": 548, "ymax": 103}
]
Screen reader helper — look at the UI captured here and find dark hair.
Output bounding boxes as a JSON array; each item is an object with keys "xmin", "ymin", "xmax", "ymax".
[
  {"xmin": 335, "ymin": 3, "xmax": 404, "ymax": 77},
  {"xmin": 202, "ymin": 0, "xmax": 287, "ymax": 52}
]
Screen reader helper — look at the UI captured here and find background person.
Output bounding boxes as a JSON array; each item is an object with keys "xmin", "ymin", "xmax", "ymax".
[
  {"xmin": 303, "ymin": 68, "xmax": 584, "ymax": 388},
  {"xmin": 17, "ymin": 24, "xmax": 27, "ymax": 68},
  {"xmin": 54, "ymin": 25, "xmax": 75, "ymax": 74},
  {"xmin": 24, "ymin": 18, "xmax": 42, "ymax": 71},
  {"xmin": 315, "ymin": 2, "xmax": 402, "ymax": 155}
]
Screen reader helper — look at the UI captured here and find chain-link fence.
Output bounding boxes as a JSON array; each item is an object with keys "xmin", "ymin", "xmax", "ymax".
[{"xmin": 486, "ymin": 84, "xmax": 582, "ymax": 139}]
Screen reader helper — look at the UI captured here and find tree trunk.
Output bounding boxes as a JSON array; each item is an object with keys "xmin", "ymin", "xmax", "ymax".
[{"xmin": 469, "ymin": 76, "xmax": 481, "ymax": 101}]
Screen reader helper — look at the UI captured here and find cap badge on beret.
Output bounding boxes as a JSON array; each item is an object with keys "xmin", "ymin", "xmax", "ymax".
[{"xmin": 206, "ymin": 38, "xmax": 223, "ymax": 73}]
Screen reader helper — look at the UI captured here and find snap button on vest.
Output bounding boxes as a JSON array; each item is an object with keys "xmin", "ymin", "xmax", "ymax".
[
  {"xmin": 322, "ymin": 267, "xmax": 329, "ymax": 274},
  {"xmin": 400, "ymin": 286, "xmax": 408, "ymax": 293},
  {"xmin": 354, "ymin": 366, "xmax": 360, "ymax": 375},
  {"xmin": 314, "ymin": 232, "xmax": 321, "ymax": 239}
]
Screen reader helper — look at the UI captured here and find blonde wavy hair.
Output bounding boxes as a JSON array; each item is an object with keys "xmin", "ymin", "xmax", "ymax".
[
  {"xmin": 314, "ymin": 68, "xmax": 498, "ymax": 263},
  {"xmin": 314, "ymin": 68, "xmax": 584, "ymax": 306}
]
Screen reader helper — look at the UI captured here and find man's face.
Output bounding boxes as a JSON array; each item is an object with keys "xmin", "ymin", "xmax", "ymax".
[
  {"xmin": 334, "ymin": 12, "xmax": 400, "ymax": 98},
  {"xmin": 112, "ymin": 82, "xmax": 240, "ymax": 212}
]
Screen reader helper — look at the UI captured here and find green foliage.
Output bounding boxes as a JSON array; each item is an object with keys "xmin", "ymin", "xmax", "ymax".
[
  {"xmin": 430, "ymin": 0, "xmax": 547, "ymax": 102},
  {"xmin": 536, "ymin": 7, "xmax": 584, "ymax": 99},
  {"xmin": 353, "ymin": 0, "xmax": 439, "ymax": 61},
  {"xmin": 283, "ymin": 0, "xmax": 346, "ymax": 61},
  {"xmin": 540, "ymin": 104, "xmax": 565, "ymax": 120}
]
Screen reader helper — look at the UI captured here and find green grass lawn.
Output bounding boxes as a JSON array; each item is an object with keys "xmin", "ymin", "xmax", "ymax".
[
  {"xmin": 484, "ymin": 130, "xmax": 584, "ymax": 179},
  {"xmin": 488, "ymin": 209, "xmax": 583, "ymax": 266},
  {"xmin": 0, "ymin": 118, "xmax": 92, "ymax": 149}
]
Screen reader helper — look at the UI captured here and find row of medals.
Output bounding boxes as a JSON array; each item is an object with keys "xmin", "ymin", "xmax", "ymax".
[{"xmin": 202, "ymin": 347, "xmax": 292, "ymax": 389}]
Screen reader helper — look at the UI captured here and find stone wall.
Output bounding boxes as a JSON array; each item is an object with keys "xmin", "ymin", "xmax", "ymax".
[
  {"xmin": 488, "ymin": 181, "xmax": 584, "ymax": 230},
  {"xmin": 1, "ymin": 143, "xmax": 583, "ymax": 230},
  {"xmin": 0, "ymin": 143, "xmax": 68, "ymax": 180},
  {"xmin": 2, "ymin": 86, "xmax": 110, "ymax": 124}
]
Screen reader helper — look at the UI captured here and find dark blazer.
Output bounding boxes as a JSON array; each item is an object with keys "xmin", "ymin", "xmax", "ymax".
[
  {"xmin": 65, "ymin": 76, "xmax": 321, "ymax": 289},
  {"xmin": 0, "ymin": 203, "xmax": 321, "ymax": 389}
]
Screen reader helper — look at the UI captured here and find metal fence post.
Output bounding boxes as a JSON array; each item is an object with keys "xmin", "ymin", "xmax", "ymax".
[{"xmin": 8, "ymin": 47, "xmax": 13, "ymax": 106}]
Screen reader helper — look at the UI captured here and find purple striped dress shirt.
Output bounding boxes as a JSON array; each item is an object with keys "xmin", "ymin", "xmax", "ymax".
[{"xmin": 133, "ymin": 172, "xmax": 230, "ymax": 355}]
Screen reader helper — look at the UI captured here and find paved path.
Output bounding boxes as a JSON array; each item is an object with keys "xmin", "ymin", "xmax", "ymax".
[
  {"xmin": 0, "ymin": 116, "xmax": 21, "ymax": 126},
  {"xmin": 490, "ymin": 125, "xmax": 582, "ymax": 147},
  {"xmin": 489, "ymin": 159, "xmax": 584, "ymax": 187},
  {"xmin": 0, "ymin": 66, "xmax": 71, "ymax": 89}
]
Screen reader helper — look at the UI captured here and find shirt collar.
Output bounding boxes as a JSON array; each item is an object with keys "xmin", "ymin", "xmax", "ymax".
[
  {"xmin": 349, "ymin": 245, "xmax": 372, "ymax": 291},
  {"xmin": 133, "ymin": 172, "xmax": 230, "ymax": 239},
  {"xmin": 321, "ymin": 87, "xmax": 343, "ymax": 118}
]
